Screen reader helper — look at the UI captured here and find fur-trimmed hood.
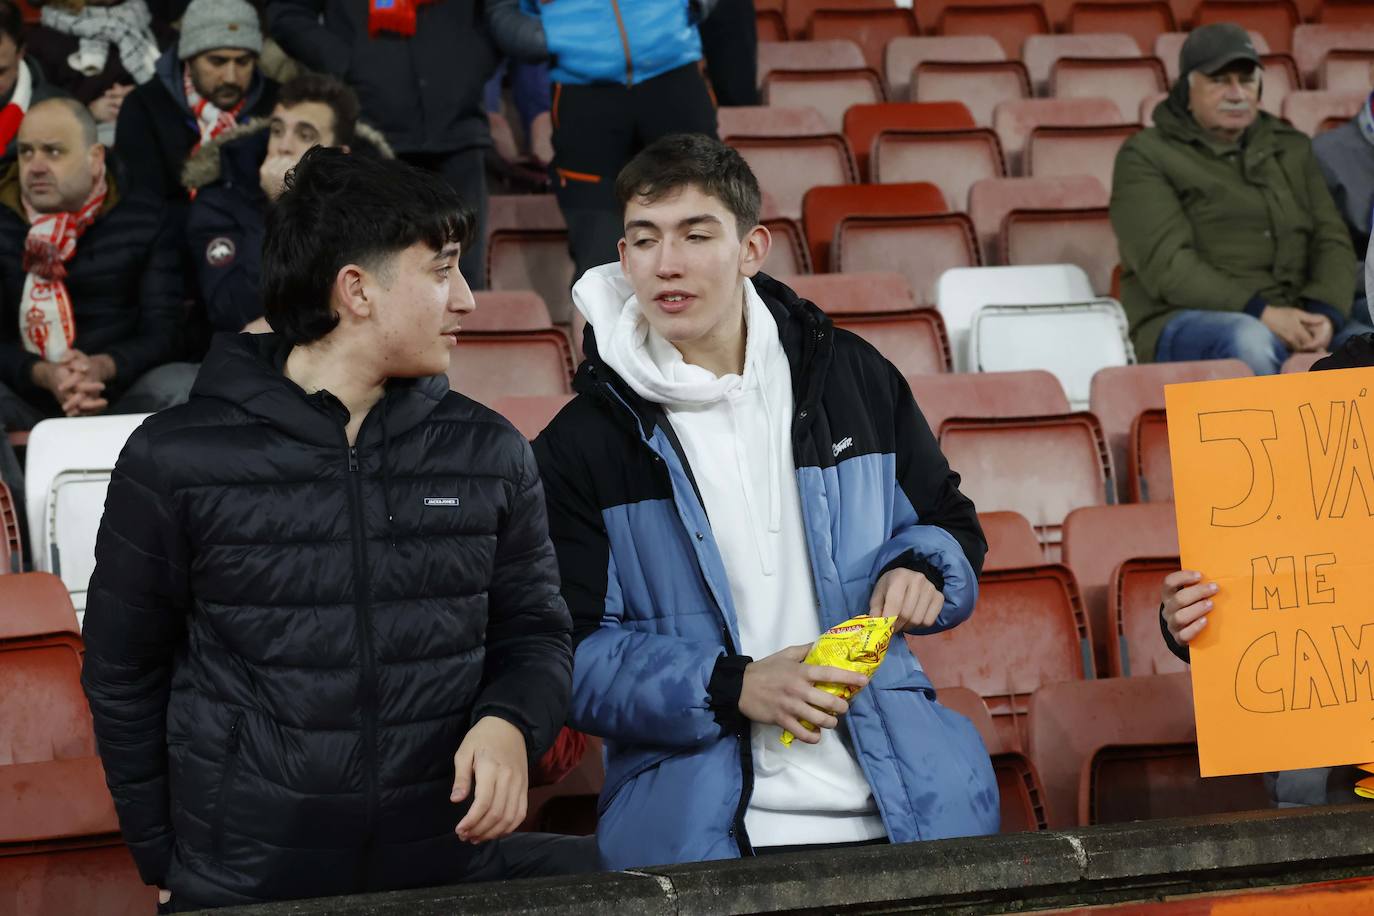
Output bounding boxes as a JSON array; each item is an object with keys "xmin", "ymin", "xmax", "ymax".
[{"xmin": 180, "ymin": 117, "xmax": 395, "ymax": 191}]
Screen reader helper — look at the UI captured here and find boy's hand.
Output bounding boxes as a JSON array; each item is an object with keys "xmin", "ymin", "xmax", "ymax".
[
  {"xmin": 451, "ymin": 716, "xmax": 528, "ymax": 843},
  {"xmin": 738, "ymin": 645, "xmax": 867, "ymax": 744},
  {"xmin": 870, "ymin": 567, "xmax": 943, "ymax": 631},
  {"xmin": 157, "ymin": 888, "xmax": 171, "ymax": 905},
  {"xmin": 1162, "ymin": 569, "xmax": 1217, "ymax": 645}
]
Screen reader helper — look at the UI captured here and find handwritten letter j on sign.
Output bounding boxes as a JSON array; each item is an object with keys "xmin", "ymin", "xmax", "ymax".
[{"xmin": 1166, "ymin": 368, "xmax": 1374, "ymax": 777}]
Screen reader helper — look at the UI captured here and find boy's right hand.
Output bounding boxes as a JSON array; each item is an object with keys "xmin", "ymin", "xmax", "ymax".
[
  {"xmin": 1162, "ymin": 570, "xmax": 1218, "ymax": 645},
  {"xmin": 738, "ymin": 644, "xmax": 868, "ymax": 744}
]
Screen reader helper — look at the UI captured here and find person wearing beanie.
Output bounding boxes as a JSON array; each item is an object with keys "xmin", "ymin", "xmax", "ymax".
[
  {"xmin": 115, "ymin": 0, "xmax": 278, "ymax": 201},
  {"xmin": 1111, "ymin": 22, "xmax": 1368, "ymax": 375}
]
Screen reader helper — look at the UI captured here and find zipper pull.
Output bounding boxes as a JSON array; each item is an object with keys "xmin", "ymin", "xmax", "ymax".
[
  {"xmin": 348, "ymin": 446, "xmax": 359, "ymax": 472},
  {"xmin": 227, "ymin": 718, "xmax": 241, "ymax": 751}
]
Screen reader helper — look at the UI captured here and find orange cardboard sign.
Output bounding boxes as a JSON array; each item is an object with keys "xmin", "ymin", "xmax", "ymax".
[{"xmin": 1165, "ymin": 367, "xmax": 1374, "ymax": 777}]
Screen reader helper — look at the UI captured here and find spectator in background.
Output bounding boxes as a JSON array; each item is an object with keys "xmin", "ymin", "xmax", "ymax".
[
  {"xmin": 182, "ymin": 72, "xmax": 393, "ymax": 335},
  {"xmin": 486, "ymin": 0, "xmax": 720, "ymax": 283},
  {"xmin": 267, "ymin": 0, "xmax": 499, "ymax": 289},
  {"xmin": 116, "ymin": 0, "xmax": 278, "ymax": 201},
  {"xmin": 0, "ymin": 1, "xmax": 67, "ymax": 158},
  {"xmin": 699, "ymin": 0, "xmax": 759, "ymax": 106},
  {"xmin": 1112, "ymin": 23, "xmax": 1365, "ymax": 375},
  {"xmin": 24, "ymin": 0, "xmax": 174, "ymax": 147},
  {"xmin": 1313, "ymin": 65, "xmax": 1374, "ymax": 326},
  {"xmin": 534, "ymin": 135, "xmax": 997, "ymax": 871}
]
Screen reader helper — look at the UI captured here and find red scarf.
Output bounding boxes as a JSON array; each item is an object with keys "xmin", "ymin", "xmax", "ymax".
[
  {"xmin": 183, "ymin": 64, "xmax": 245, "ymax": 157},
  {"xmin": 20, "ymin": 163, "xmax": 110, "ymax": 362},
  {"xmin": 369, "ymin": 0, "xmax": 437, "ymax": 38},
  {"xmin": 0, "ymin": 60, "xmax": 34, "ymax": 155}
]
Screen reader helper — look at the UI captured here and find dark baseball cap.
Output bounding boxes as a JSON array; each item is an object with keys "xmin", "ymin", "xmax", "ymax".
[{"xmin": 1179, "ymin": 23, "xmax": 1263, "ymax": 77}]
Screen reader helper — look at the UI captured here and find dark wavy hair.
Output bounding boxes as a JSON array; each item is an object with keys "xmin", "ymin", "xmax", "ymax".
[
  {"xmin": 615, "ymin": 133, "xmax": 762, "ymax": 239},
  {"xmin": 262, "ymin": 147, "xmax": 473, "ymax": 346}
]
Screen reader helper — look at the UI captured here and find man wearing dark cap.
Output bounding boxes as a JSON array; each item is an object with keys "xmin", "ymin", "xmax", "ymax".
[{"xmin": 1111, "ymin": 22, "xmax": 1368, "ymax": 374}]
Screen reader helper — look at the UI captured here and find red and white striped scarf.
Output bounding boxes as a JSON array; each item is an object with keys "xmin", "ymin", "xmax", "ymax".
[
  {"xmin": 19, "ymin": 163, "xmax": 109, "ymax": 362},
  {"xmin": 183, "ymin": 64, "xmax": 245, "ymax": 156}
]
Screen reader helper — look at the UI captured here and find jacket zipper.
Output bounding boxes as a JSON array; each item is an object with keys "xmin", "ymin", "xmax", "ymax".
[
  {"xmin": 213, "ymin": 711, "xmax": 246, "ymax": 856},
  {"xmin": 608, "ymin": 0, "xmax": 634, "ymax": 86},
  {"xmin": 345, "ymin": 442, "xmax": 381, "ymax": 879}
]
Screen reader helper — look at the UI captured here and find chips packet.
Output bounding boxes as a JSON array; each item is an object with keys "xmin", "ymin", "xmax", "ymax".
[{"xmin": 780, "ymin": 614, "xmax": 896, "ymax": 746}]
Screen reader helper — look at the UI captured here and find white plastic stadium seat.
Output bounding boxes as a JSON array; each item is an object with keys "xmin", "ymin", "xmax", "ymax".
[
  {"xmin": 972, "ymin": 300, "xmax": 1134, "ymax": 408},
  {"xmin": 935, "ymin": 264, "xmax": 1096, "ymax": 372},
  {"xmin": 24, "ymin": 415, "xmax": 148, "ymax": 621}
]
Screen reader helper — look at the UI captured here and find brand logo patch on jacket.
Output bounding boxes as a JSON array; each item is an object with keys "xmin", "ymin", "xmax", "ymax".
[
  {"xmin": 205, "ymin": 237, "xmax": 236, "ymax": 268},
  {"xmin": 423, "ymin": 497, "xmax": 461, "ymax": 507},
  {"xmin": 832, "ymin": 436, "xmax": 855, "ymax": 458}
]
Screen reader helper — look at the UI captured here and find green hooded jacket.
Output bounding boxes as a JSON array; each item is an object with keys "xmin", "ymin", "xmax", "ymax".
[{"xmin": 1110, "ymin": 79, "xmax": 1357, "ymax": 360}]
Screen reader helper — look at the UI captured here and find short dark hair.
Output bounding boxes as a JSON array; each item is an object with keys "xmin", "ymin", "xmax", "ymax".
[
  {"xmin": 262, "ymin": 147, "xmax": 473, "ymax": 346},
  {"xmin": 0, "ymin": 1, "xmax": 22, "ymax": 49},
  {"xmin": 277, "ymin": 72, "xmax": 361, "ymax": 149},
  {"xmin": 615, "ymin": 133, "xmax": 762, "ymax": 239}
]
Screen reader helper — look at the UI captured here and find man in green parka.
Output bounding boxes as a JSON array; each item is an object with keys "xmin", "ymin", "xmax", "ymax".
[{"xmin": 1111, "ymin": 23, "xmax": 1369, "ymax": 374}]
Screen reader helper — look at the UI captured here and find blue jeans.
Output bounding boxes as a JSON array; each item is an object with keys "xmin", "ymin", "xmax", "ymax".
[{"xmin": 1155, "ymin": 310, "xmax": 1374, "ymax": 375}]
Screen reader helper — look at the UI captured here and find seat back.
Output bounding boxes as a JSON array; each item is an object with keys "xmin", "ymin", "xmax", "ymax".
[
  {"xmin": 1049, "ymin": 57, "xmax": 1167, "ymax": 124},
  {"xmin": 871, "ymin": 129, "xmax": 1007, "ymax": 211},
  {"xmin": 447, "ymin": 337, "xmax": 573, "ymax": 405},
  {"xmin": 968, "ymin": 175, "xmax": 1109, "ymax": 264},
  {"xmin": 885, "ymin": 35, "xmax": 1006, "ymax": 100},
  {"xmin": 762, "ymin": 216, "xmax": 812, "ymax": 276},
  {"xmin": 717, "ymin": 105, "xmax": 830, "ymax": 139},
  {"xmin": 784, "ymin": 0, "xmax": 894, "ymax": 38},
  {"xmin": 909, "ymin": 369, "xmax": 1071, "ymax": 437},
  {"xmin": 915, "ymin": 564, "xmax": 1093, "ymax": 752},
  {"xmin": 936, "ymin": 263, "xmax": 1097, "ymax": 370},
  {"xmin": 979, "ymin": 510, "xmax": 1047, "ymax": 570},
  {"xmin": 1108, "ymin": 555, "xmax": 1187, "ymax": 678},
  {"xmin": 1320, "ymin": 0, "xmax": 1374, "ymax": 23},
  {"xmin": 801, "ymin": 181, "xmax": 947, "ymax": 271},
  {"xmin": 1002, "ymin": 207, "xmax": 1117, "ymax": 297},
  {"xmin": 937, "ymin": 3, "xmax": 1052, "ymax": 60},
  {"xmin": 843, "ymin": 101, "xmax": 977, "ymax": 179},
  {"xmin": 757, "ymin": 38, "xmax": 866, "ymax": 85},
  {"xmin": 762, "ymin": 67, "xmax": 886, "ymax": 133},
  {"xmin": 756, "ymin": 7, "xmax": 786, "ymax": 41},
  {"xmin": 1293, "ymin": 23, "xmax": 1374, "ymax": 83},
  {"xmin": 1085, "ymin": 742, "xmax": 1270, "ymax": 826},
  {"xmin": 1025, "ymin": 124, "xmax": 1140, "ymax": 189},
  {"xmin": 1138, "ymin": 91, "xmax": 1168, "ymax": 125},
  {"xmin": 1320, "ymin": 49, "xmax": 1374, "ymax": 90},
  {"xmin": 1066, "ymin": 2, "xmax": 1177, "ymax": 56},
  {"xmin": 808, "ymin": 7, "xmax": 920, "ymax": 72},
  {"xmin": 0, "ymin": 479, "xmax": 20, "ymax": 573},
  {"xmin": 993, "ymin": 96, "xmax": 1125, "ymax": 175},
  {"xmin": 491, "ymin": 395, "xmax": 574, "ymax": 440},
  {"xmin": 1128, "ymin": 407, "xmax": 1171, "ymax": 503},
  {"xmin": 1258, "ymin": 53, "xmax": 1300, "ymax": 117},
  {"xmin": 1282, "ymin": 90, "xmax": 1367, "ymax": 136},
  {"xmin": 486, "ymin": 193, "xmax": 565, "ymax": 235},
  {"xmin": 936, "ymin": 685, "xmax": 1050, "ymax": 832},
  {"xmin": 467, "ymin": 291, "xmax": 557, "ymax": 334},
  {"xmin": 1022, "ymin": 32, "xmax": 1142, "ymax": 89},
  {"xmin": 913, "ymin": 60, "xmax": 1033, "ymax": 127},
  {"xmin": 728, "ymin": 134, "xmax": 858, "ymax": 220},
  {"xmin": 834, "ymin": 213, "xmax": 980, "ymax": 305},
  {"xmin": 486, "ymin": 229, "xmax": 576, "ymax": 324},
  {"xmin": 1194, "ymin": 0, "xmax": 1298, "ymax": 53}
]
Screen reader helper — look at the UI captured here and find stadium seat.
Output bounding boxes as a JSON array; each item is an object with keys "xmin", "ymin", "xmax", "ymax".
[
  {"xmin": 1193, "ymin": 0, "xmax": 1299, "ymax": 54},
  {"xmin": 522, "ymin": 734, "xmax": 604, "ymax": 835},
  {"xmin": 1258, "ymin": 53, "xmax": 1301, "ymax": 117},
  {"xmin": 807, "ymin": 7, "xmax": 920, "ymax": 73},
  {"xmin": 885, "ymin": 35, "xmax": 1006, "ymax": 101},
  {"xmin": 909, "ymin": 369, "xmax": 1071, "ymax": 439},
  {"xmin": 870, "ymin": 128, "xmax": 1007, "ymax": 211},
  {"xmin": 937, "ymin": 4, "xmax": 1052, "ymax": 60},
  {"xmin": 915, "ymin": 563, "xmax": 1095, "ymax": 751},
  {"xmin": 1061, "ymin": 502, "xmax": 1179, "ymax": 671},
  {"xmin": 1155, "ymin": 31, "xmax": 1270, "ymax": 83},
  {"xmin": 1281, "ymin": 89, "xmax": 1365, "ymax": 136},
  {"xmin": 1088, "ymin": 359, "xmax": 1251, "ymax": 502},
  {"xmin": 978, "ymin": 510, "xmax": 1049, "ymax": 569},
  {"xmin": 1319, "ymin": 49, "xmax": 1374, "ymax": 90},
  {"xmin": 486, "ymin": 229, "xmax": 576, "ymax": 324},
  {"xmin": 782, "ymin": 272, "xmax": 954, "ymax": 374},
  {"xmin": 0, "ymin": 480, "xmax": 19, "ymax": 573},
  {"xmin": 937, "ymin": 263, "xmax": 1098, "ymax": 371},
  {"xmin": 728, "ymin": 134, "xmax": 858, "ymax": 221},
  {"xmin": 842, "ymin": 101, "xmax": 978, "ymax": 180},
  {"xmin": 491, "ymin": 396, "xmax": 574, "ymax": 441},
  {"xmin": 801, "ymin": 181, "xmax": 947, "ymax": 272},
  {"xmin": 1025, "ymin": 123, "xmax": 1140, "ymax": 189},
  {"xmin": 762, "ymin": 68, "xmax": 886, "ymax": 134},
  {"xmin": 1320, "ymin": 0, "xmax": 1374, "ymax": 23},
  {"xmin": 761, "ymin": 196, "xmax": 813, "ymax": 275},
  {"xmin": 833, "ymin": 213, "xmax": 981, "ymax": 305},
  {"xmin": 913, "ymin": 60, "xmax": 1034, "ymax": 127},
  {"xmin": 1022, "ymin": 32, "xmax": 1143, "ymax": 90},
  {"xmin": 24, "ymin": 415, "xmax": 147, "ymax": 617},
  {"xmin": 784, "ymin": 0, "xmax": 893, "ymax": 37},
  {"xmin": 487, "ymin": 193, "xmax": 565, "ymax": 235},
  {"xmin": 448, "ymin": 326, "xmax": 574, "ymax": 406},
  {"xmin": 938, "ymin": 412, "xmax": 1113, "ymax": 552},
  {"xmin": 968, "ymin": 175, "xmax": 1109, "ymax": 264},
  {"xmin": 1067, "ymin": 2, "xmax": 1177, "ymax": 55},
  {"xmin": 992, "ymin": 97, "xmax": 1125, "ymax": 176},
  {"xmin": 468, "ymin": 290, "xmax": 561, "ymax": 334},
  {"xmin": 1002, "ymin": 207, "xmax": 1117, "ymax": 296},
  {"xmin": 937, "ymin": 685, "xmax": 1050, "ymax": 831},
  {"xmin": 1107, "ymin": 556, "xmax": 1188, "ymax": 678},
  {"xmin": 1138, "ymin": 90, "xmax": 1168, "ymax": 124},
  {"xmin": 757, "ymin": 39, "xmax": 866, "ymax": 86},
  {"xmin": 716, "ymin": 105, "xmax": 830, "ymax": 139},
  {"xmin": 1085, "ymin": 742, "xmax": 1270, "ymax": 825},
  {"xmin": 756, "ymin": 7, "xmax": 787, "ymax": 41},
  {"xmin": 1281, "ymin": 351, "xmax": 1326, "ymax": 373},
  {"xmin": 1049, "ymin": 58, "xmax": 1168, "ymax": 126},
  {"xmin": 1128, "ymin": 407, "xmax": 1171, "ymax": 502},
  {"xmin": 1292, "ymin": 24, "xmax": 1374, "ymax": 84}
]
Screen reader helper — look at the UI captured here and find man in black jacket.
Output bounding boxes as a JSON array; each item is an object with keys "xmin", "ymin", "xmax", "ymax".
[{"xmin": 82, "ymin": 148, "xmax": 587, "ymax": 911}]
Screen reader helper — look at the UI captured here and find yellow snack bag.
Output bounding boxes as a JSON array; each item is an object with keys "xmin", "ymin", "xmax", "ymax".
[{"xmin": 780, "ymin": 615, "xmax": 896, "ymax": 746}]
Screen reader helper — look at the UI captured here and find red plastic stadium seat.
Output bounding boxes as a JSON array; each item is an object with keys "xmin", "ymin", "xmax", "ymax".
[
  {"xmin": 1067, "ymin": 2, "xmax": 1177, "ymax": 56},
  {"xmin": 729, "ymin": 134, "xmax": 858, "ymax": 221},
  {"xmin": 782, "ymin": 272, "xmax": 954, "ymax": 374},
  {"xmin": 916, "ymin": 0, "xmax": 1019, "ymax": 33},
  {"xmin": 979, "ymin": 510, "xmax": 1048, "ymax": 570},
  {"xmin": 467, "ymin": 290, "xmax": 559, "ymax": 334},
  {"xmin": 993, "ymin": 97, "xmax": 1125, "ymax": 175},
  {"xmin": 1257, "ymin": 53, "xmax": 1300, "ymax": 117},
  {"xmin": 937, "ymin": 685, "xmax": 1050, "ymax": 831},
  {"xmin": 448, "ymin": 337, "xmax": 573, "ymax": 406},
  {"xmin": 785, "ymin": 0, "xmax": 894, "ymax": 38},
  {"xmin": 938, "ymin": 4, "xmax": 1052, "ymax": 60},
  {"xmin": 1025, "ymin": 123, "xmax": 1140, "ymax": 189},
  {"xmin": 915, "ymin": 564, "xmax": 1095, "ymax": 752},
  {"xmin": 909, "ymin": 369, "xmax": 1071, "ymax": 438},
  {"xmin": 1282, "ymin": 351, "xmax": 1326, "ymax": 373},
  {"xmin": 757, "ymin": 38, "xmax": 867, "ymax": 86},
  {"xmin": 1061, "ymin": 502, "xmax": 1179, "ymax": 672},
  {"xmin": 885, "ymin": 35, "xmax": 1006, "ymax": 101},
  {"xmin": 1022, "ymin": 33, "xmax": 1142, "ymax": 89},
  {"xmin": 486, "ymin": 229, "xmax": 576, "ymax": 324},
  {"xmin": 870, "ymin": 129, "xmax": 1007, "ymax": 211},
  {"xmin": 1139, "ymin": 91, "xmax": 1168, "ymax": 125},
  {"xmin": 763, "ymin": 68, "xmax": 886, "ymax": 134},
  {"xmin": 801, "ymin": 182, "xmax": 946, "ymax": 272},
  {"xmin": 842, "ymin": 101, "xmax": 978, "ymax": 180},
  {"xmin": 487, "ymin": 193, "xmax": 565, "ymax": 235},
  {"xmin": 0, "ymin": 479, "xmax": 20, "ymax": 573},
  {"xmin": 1002, "ymin": 207, "xmax": 1118, "ymax": 296},
  {"xmin": 1194, "ymin": 0, "xmax": 1299, "ymax": 54},
  {"xmin": 1049, "ymin": 58, "xmax": 1168, "ymax": 126},
  {"xmin": 1320, "ymin": 49, "xmax": 1374, "ymax": 90},
  {"xmin": 1085, "ymin": 742, "xmax": 1270, "ymax": 825},
  {"xmin": 717, "ymin": 105, "xmax": 831, "ymax": 139},
  {"xmin": 807, "ymin": 8, "xmax": 920, "ymax": 73},
  {"xmin": 913, "ymin": 60, "xmax": 1033, "ymax": 127},
  {"xmin": 833, "ymin": 213, "xmax": 981, "ymax": 305},
  {"xmin": 1320, "ymin": 0, "xmax": 1374, "ymax": 23},
  {"xmin": 1283, "ymin": 89, "xmax": 1368, "ymax": 136},
  {"xmin": 1128, "ymin": 407, "xmax": 1171, "ymax": 503},
  {"xmin": 491, "ymin": 395, "xmax": 574, "ymax": 440},
  {"xmin": 967, "ymin": 175, "xmax": 1109, "ymax": 264},
  {"xmin": 756, "ymin": 7, "xmax": 787, "ymax": 41},
  {"xmin": 938, "ymin": 413, "xmax": 1112, "ymax": 551},
  {"xmin": 1107, "ymin": 555, "xmax": 1188, "ymax": 678}
]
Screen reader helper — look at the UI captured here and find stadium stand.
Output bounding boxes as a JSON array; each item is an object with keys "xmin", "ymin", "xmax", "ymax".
[
  {"xmin": 1128, "ymin": 407, "xmax": 1171, "ymax": 502},
  {"xmin": 0, "ymin": 480, "xmax": 19, "ymax": 574},
  {"xmin": 486, "ymin": 194, "xmax": 575, "ymax": 324},
  {"xmin": 1139, "ymin": 90, "xmax": 1168, "ymax": 123},
  {"xmin": 762, "ymin": 67, "xmax": 886, "ymax": 133},
  {"xmin": 911, "ymin": 60, "xmax": 1034, "ymax": 127},
  {"xmin": 832, "ymin": 212, "xmax": 981, "ymax": 305},
  {"xmin": 717, "ymin": 105, "xmax": 831, "ymax": 139},
  {"xmin": 450, "ymin": 294, "xmax": 575, "ymax": 405},
  {"xmin": 760, "ymin": 193, "xmax": 815, "ymax": 275},
  {"xmin": 728, "ymin": 134, "xmax": 858, "ymax": 220},
  {"xmin": 992, "ymin": 97, "xmax": 1126, "ymax": 175},
  {"xmin": 1066, "ymin": 2, "xmax": 1178, "ymax": 54},
  {"xmin": 1022, "ymin": 32, "xmax": 1143, "ymax": 90},
  {"xmin": 756, "ymin": 38, "xmax": 867, "ymax": 86},
  {"xmin": 491, "ymin": 396, "xmax": 575, "ymax": 440},
  {"xmin": 937, "ymin": 4, "xmax": 1053, "ymax": 60},
  {"xmin": 937, "ymin": 685, "xmax": 1050, "ymax": 832},
  {"xmin": 842, "ymin": 100, "xmax": 978, "ymax": 179},
  {"xmin": 1107, "ymin": 556, "xmax": 1189, "ymax": 678},
  {"xmin": 1025, "ymin": 123, "xmax": 1140, "ymax": 188},
  {"xmin": 1319, "ymin": 48, "xmax": 1374, "ymax": 89},
  {"xmin": 1292, "ymin": 23, "xmax": 1374, "ymax": 82},
  {"xmin": 807, "ymin": 7, "xmax": 921, "ymax": 72},
  {"xmin": 1282, "ymin": 89, "xmax": 1367, "ymax": 135},
  {"xmin": 870, "ymin": 128, "xmax": 1007, "ymax": 211},
  {"xmin": 968, "ymin": 175, "xmax": 1110, "ymax": 263},
  {"xmin": 884, "ymin": 34, "xmax": 1006, "ymax": 100},
  {"xmin": 1049, "ymin": 57, "xmax": 1168, "ymax": 123},
  {"xmin": 801, "ymin": 181, "xmax": 947, "ymax": 270},
  {"xmin": 908, "ymin": 368, "xmax": 1072, "ymax": 435},
  {"xmin": 1193, "ymin": 0, "xmax": 1299, "ymax": 53},
  {"xmin": 1001, "ymin": 207, "xmax": 1118, "ymax": 296},
  {"xmin": 1258, "ymin": 52, "xmax": 1302, "ymax": 116},
  {"xmin": 977, "ymin": 509, "xmax": 1049, "ymax": 569}
]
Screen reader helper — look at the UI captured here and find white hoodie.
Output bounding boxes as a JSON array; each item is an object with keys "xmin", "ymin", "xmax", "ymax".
[{"xmin": 574, "ymin": 264, "xmax": 885, "ymax": 848}]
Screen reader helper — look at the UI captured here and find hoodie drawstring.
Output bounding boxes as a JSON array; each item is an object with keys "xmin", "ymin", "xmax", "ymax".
[{"xmin": 380, "ymin": 396, "xmax": 396, "ymax": 548}]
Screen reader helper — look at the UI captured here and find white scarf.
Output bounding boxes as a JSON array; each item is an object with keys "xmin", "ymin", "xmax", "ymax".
[{"xmin": 40, "ymin": 0, "xmax": 160, "ymax": 86}]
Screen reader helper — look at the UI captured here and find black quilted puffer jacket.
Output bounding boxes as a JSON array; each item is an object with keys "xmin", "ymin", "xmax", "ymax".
[{"xmin": 81, "ymin": 332, "xmax": 573, "ymax": 906}]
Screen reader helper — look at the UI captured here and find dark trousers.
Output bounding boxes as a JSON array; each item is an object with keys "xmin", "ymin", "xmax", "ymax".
[
  {"xmin": 550, "ymin": 63, "xmax": 718, "ymax": 282},
  {"xmin": 699, "ymin": 0, "xmax": 760, "ymax": 106},
  {"xmin": 401, "ymin": 147, "xmax": 489, "ymax": 290}
]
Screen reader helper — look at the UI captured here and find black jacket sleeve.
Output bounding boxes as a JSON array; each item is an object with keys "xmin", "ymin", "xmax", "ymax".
[
  {"xmin": 266, "ymin": 0, "xmax": 352, "ymax": 79},
  {"xmin": 470, "ymin": 434, "xmax": 574, "ymax": 761},
  {"xmin": 113, "ymin": 89, "xmax": 174, "ymax": 201},
  {"xmin": 101, "ymin": 205, "xmax": 186, "ymax": 388},
  {"xmin": 484, "ymin": 0, "xmax": 549, "ymax": 62},
  {"xmin": 80, "ymin": 422, "xmax": 191, "ymax": 888},
  {"xmin": 185, "ymin": 191, "xmax": 263, "ymax": 333}
]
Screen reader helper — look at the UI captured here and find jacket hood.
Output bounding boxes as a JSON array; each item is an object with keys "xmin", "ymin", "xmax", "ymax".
[
  {"xmin": 180, "ymin": 117, "xmax": 397, "ymax": 191},
  {"xmin": 191, "ymin": 331, "xmax": 452, "ymax": 449}
]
